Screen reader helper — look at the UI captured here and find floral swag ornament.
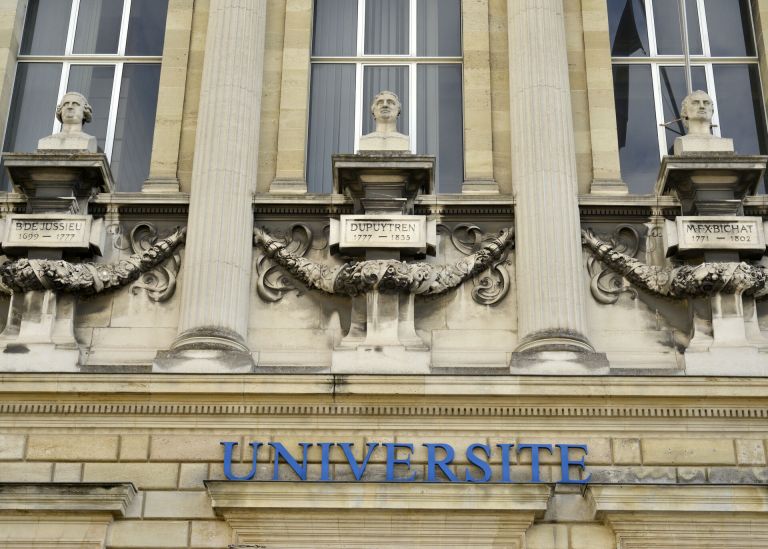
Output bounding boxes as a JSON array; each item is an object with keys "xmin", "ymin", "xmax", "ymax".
[
  {"xmin": 253, "ymin": 227, "xmax": 514, "ymax": 298},
  {"xmin": 581, "ymin": 229, "xmax": 768, "ymax": 299},
  {"xmin": 0, "ymin": 227, "xmax": 186, "ymax": 295}
]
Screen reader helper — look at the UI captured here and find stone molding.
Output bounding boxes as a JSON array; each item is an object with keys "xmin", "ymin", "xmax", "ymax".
[
  {"xmin": 207, "ymin": 481, "xmax": 551, "ymax": 512},
  {"xmin": 0, "ymin": 483, "xmax": 136, "ymax": 516},
  {"xmin": 590, "ymin": 484, "xmax": 768, "ymax": 514},
  {"xmin": 0, "ymin": 402, "xmax": 766, "ymax": 420}
]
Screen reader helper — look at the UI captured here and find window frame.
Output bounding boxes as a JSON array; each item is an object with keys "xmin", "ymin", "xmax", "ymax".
[
  {"xmin": 309, "ymin": 0, "xmax": 464, "ymax": 155},
  {"xmin": 610, "ymin": 0, "xmax": 766, "ymax": 160},
  {"xmin": 9, "ymin": 0, "xmax": 163, "ymax": 163}
]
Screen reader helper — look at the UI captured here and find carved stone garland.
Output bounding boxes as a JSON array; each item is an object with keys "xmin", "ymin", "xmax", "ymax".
[
  {"xmin": 585, "ymin": 225, "xmax": 640, "ymax": 305},
  {"xmin": 0, "ymin": 227, "xmax": 186, "ymax": 296},
  {"xmin": 254, "ymin": 226, "xmax": 514, "ymax": 298},
  {"xmin": 582, "ymin": 229, "xmax": 768, "ymax": 300}
]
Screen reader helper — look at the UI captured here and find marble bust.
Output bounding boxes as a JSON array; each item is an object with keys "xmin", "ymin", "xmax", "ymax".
[
  {"xmin": 38, "ymin": 92, "xmax": 98, "ymax": 152},
  {"xmin": 358, "ymin": 90, "xmax": 410, "ymax": 151},
  {"xmin": 674, "ymin": 90, "xmax": 733, "ymax": 155}
]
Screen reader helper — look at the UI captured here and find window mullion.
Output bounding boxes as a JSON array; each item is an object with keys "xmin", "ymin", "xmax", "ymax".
[
  {"xmin": 354, "ymin": 63, "xmax": 363, "ymax": 152},
  {"xmin": 409, "ymin": 62, "xmax": 416, "ymax": 153},
  {"xmin": 53, "ymin": 62, "xmax": 71, "ymax": 134},
  {"xmin": 118, "ymin": 0, "xmax": 132, "ymax": 56},
  {"xmin": 357, "ymin": 0, "xmax": 365, "ymax": 56},
  {"xmin": 65, "ymin": 0, "xmax": 81, "ymax": 56},
  {"xmin": 697, "ymin": 0, "xmax": 711, "ymax": 57},
  {"xmin": 651, "ymin": 63, "xmax": 667, "ymax": 159},
  {"xmin": 646, "ymin": 0, "xmax": 658, "ymax": 57},
  {"xmin": 104, "ymin": 62, "xmax": 123, "ymax": 161},
  {"xmin": 704, "ymin": 63, "xmax": 721, "ymax": 137},
  {"xmin": 409, "ymin": 0, "xmax": 416, "ymax": 57}
]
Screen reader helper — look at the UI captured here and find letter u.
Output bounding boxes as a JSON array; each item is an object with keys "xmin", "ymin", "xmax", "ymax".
[{"xmin": 221, "ymin": 441, "xmax": 262, "ymax": 481}]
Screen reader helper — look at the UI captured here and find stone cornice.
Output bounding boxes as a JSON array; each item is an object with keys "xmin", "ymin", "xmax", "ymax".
[{"xmin": 0, "ymin": 483, "xmax": 136, "ymax": 516}]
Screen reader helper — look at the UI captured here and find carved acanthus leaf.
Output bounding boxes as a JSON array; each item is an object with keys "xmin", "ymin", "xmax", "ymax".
[
  {"xmin": 437, "ymin": 223, "xmax": 513, "ymax": 305},
  {"xmin": 582, "ymin": 229, "xmax": 768, "ymax": 299},
  {"xmin": 254, "ymin": 226, "xmax": 514, "ymax": 299},
  {"xmin": 0, "ymin": 227, "xmax": 186, "ymax": 296}
]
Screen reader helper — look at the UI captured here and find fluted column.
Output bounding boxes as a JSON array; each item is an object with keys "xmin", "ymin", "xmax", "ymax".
[
  {"xmin": 508, "ymin": 0, "xmax": 594, "ymax": 353},
  {"xmin": 172, "ymin": 0, "xmax": 266, "ymax": 355}
]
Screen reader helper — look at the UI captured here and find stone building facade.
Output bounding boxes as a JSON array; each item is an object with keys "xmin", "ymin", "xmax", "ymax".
[{"xmin": 0, "ymin": 0, "xmax": 767, "ymax": 547}]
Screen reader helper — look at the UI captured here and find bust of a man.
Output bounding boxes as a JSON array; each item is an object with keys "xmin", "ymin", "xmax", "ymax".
[
  {"xmin": 674, "ymin": 90, "xmax": 733, "ymax": 155},
  {"xmin": 38, "ymin": 92, "xmax": 98, "ymax": 152},
  {"xmin": 358, "ymin": 90, "xmax": 410, "ymax": 151}
]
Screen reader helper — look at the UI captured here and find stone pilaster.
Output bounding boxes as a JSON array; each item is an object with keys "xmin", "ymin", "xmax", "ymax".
[
  {"xmin": 508, "ymin": 0, "xmax": 596, "ymax": 359},
  {"xmin": 163, "ymin": 0, "xmax": 267, "ymax": 369}
]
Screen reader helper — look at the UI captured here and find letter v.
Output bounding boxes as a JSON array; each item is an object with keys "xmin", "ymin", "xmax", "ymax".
[{"xmin": 339, "ymin": 442, "xmax": 379, "ymax": 480}]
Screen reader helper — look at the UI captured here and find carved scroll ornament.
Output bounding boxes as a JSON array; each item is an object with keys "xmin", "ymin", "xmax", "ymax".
[
  {"xmin": 582, "ymin": 229, "xmax": 768, "ymax": 299},
  {"xmin": 0, "ymin": 227, "xmax": 186, "ymax": 295},
  {"xmin": 253, "ymin": 227, "xmax": 514, "ymax": 298}
]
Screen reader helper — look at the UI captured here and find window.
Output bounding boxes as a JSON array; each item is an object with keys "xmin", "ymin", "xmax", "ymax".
[
  {"xmin": 609, "ymin": 0, "xmax": 768, "ymax": 193},
  {"xmin": 308, "ymin": 0, "xmax": 463, "ymax": 193},
  {"xmin": 4, "ymin": 0, "xmax": 169, "ymax": 192}
]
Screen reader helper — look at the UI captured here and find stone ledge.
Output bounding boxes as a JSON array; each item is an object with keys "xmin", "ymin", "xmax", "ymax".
[
  {"xmin": 0, "ymin": 482, "xmax": 137, "ymax": 516},
  {"xmin": 206, "ymin": 481, "xmax": 551, "ymax": 512},
  {"xmin": 589, "ymin": 484, "xmax": 768, "ymax": 513}
]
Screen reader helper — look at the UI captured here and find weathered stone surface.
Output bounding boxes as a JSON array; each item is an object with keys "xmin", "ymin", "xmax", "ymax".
[
  {"xmin": 0, "ymin": 434, "xmax": 25, "ymax": 460},
  {"xmin": 83, "ymin": 462, "xmax": 179, "ymax": 489},
  {"xmin": 642, "ymin": 438, "xmax": 736, "ymax": 465},
  {"xmin": 27, "ymin": 435, "xmax": 119, "ymax": 461},
  {"xmin": 143, "ymin": 490, "xmax": 216, "ymax": 518},
  {"xmin": 108, "ymin": 520, "xmax": 189, "ymax": 547}
]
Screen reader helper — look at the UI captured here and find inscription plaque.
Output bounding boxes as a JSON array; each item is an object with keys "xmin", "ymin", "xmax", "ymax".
[
  {"xmin": 3, "ymin": 214, "xmax": 93, "ymax": 253},
  {"xmin": 675, "ymin": 216, "xmax": 766, "ymax": 254},
  {"xmin": 331, "ymin": 214, "xmax": 432, "ymax": 253}
]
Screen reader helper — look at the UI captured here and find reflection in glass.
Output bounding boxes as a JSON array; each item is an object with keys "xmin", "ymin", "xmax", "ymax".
[
  {"xmin": 110, "ymin": 64, "xmax": 161, "ymax": 191},
  {"xmin": 653, "ymin": 0, "xmax": 702, "ymax": 55},
  {"xmin": 659, "ymin": 66, "xmax": 707, "ymax": 153},
  {"xmin": 364, "ymin": 0, "xmax": 408, "ymax": 55},
  {"xmin": 307, "ymin": 64, "xmax": 356, "ymax": 193},
  {"xmin": 313, "ymin": 0, "xmax": 358, "ymax": 56},
  {"xmin": 417, "ymin": 64, "xmax": 463, "ymax": 193},
  {"xmin": 417, "ymin": 0, "xmax": 461, "ymax": 57},
  {"xmin": 3, "ymin": 63, "xmax": 61, "ymax": 153},
  {"xmin": 126, "ymin": 0, "xmax": 169, "ymax": 56},
  {"xmin": 74, "ymin": 0, "xmax": 124, "ymax": 54},
  {"xmin": 362, "ymin": 66, "xmax": 409, "ymax": 136},
  {"xmin": 608, "ymin": 0, "xmax": 649, "ymax": 57},
  {"xmin": 20, "ymin": 0, "xmax": 72, "ymax": 55},
  {"xmin": 704, "ymin": 0, "xmax": 755, "ymax": 57},
  {"xmin": 713, "ymin": 65, "xmax": 766, "ymax": 156},
  {"xmin": 67, "ymin": 65, "xmax": 116, "ymax": 153},
  {"xmin": 613, "ymin": 65, "xmax": 658, "ymax": 193}
]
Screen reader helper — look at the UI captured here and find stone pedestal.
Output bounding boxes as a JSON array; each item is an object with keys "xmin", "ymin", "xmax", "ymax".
[
  {"xmin": 329, "ymin": 153, "xmax": 434, "ymax": 374},
  {"xmin": 656, "ymin": 154, "xmax": 768, "ymax": 375},
  {"xmin": 0, "ymin": 151, "xmax": 113, "ymax": 371}
]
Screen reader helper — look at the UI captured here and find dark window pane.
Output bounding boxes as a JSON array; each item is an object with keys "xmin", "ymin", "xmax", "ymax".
[
  {"xmin": 362, "ymin": 65, "xmax": 409, "ymax": 136},
  {"xmin": 417, "ymin": 0, "xmax": 461, "ymax": 57},
  {"xmin": 125, "ymin": 0, "xmax": 168, "ymax": 56},
  {"xmin": 653, "ymin": 0, "xmax": 702, "ymax": 55},
  {"xmin": 312, "ymin": 0, "xmax": 358, "ymax": 56},
  {"xmin": 713, "ymin": 64, "xmax": 766, "ymax": 156},
  {"xmin": 704, "ymin": 0, "xmax": 755, "ymax": 56},
  {"xmin": 20, "ymin": 0, "xmax": 72, "ymax": 55},
  {"xmin": 4, "ymin": 63, "xmax": 61, "ymax": 153},
  {"xmin": 613, "ymin": 64, "xmax": 659, "ymax": 193},
  {"xmin": 364, "ymin": 0, "xmax": 408, "ymax": 55},
  {"xmin": 659, "ymin": 66, "xmax": 707, "ymax": 153},
  {"xmin": 307, "ymin": 64, "xmax": 356, "ymax": 193},
  {"xmin": 110, "ymin": 64, "xmax": 161, "ymax": 191},
  {"xmin": 608, "ymin": 0, "xmax": 650, "ymax": 57},
  {"xmin": 417, "ymin": 64, "xmax": 463, "ymax": 193},
  {"xmin": 73, "ymin": 0, "xmax": 124, "ymax": 54},
  {"xmin": 67, "ymin": 65, "xmax": 115, "ymax": 153}
]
